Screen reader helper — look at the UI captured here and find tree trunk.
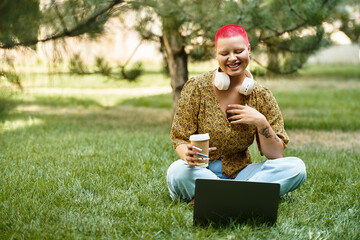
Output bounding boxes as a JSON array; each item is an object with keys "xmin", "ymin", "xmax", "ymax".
[{"xmin": 162, "ymin": 30, "xmax": 188, "ymax": 115}]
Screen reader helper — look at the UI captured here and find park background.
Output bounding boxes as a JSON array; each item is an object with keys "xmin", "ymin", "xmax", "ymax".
[{"xmin": 1, "ymin": 0, "xmax": 359, "ymax": 239}]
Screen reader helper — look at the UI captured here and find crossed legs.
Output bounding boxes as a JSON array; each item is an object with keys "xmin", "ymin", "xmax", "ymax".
[{"xmin": 166, "ymin": 157, "xmax": 306, "ymax": 201}]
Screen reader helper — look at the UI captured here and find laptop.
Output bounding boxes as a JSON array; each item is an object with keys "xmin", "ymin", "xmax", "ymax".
[{"xmin": 193, "ymin": 179, "xmax": 280, "ymax": 225}]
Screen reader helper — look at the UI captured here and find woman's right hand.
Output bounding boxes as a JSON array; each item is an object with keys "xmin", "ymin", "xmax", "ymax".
[
  {"xmin": 184, "ymin": 144, "xmax": 207, "ymax": 166},
  {"xmin": 175, "ymin": 144, "xmax": 216, "ymax": 166}
]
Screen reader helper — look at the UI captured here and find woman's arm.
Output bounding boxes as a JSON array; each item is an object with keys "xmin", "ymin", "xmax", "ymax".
[
  {"xmin": 254, "ymin": 117, "xmax": 284, "ymax": 159},
  {"xmin": 227, "ymin": 104, "xmax": 284, "ymax": 159}
]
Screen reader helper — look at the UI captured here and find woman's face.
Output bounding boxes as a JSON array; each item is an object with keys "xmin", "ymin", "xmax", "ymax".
[{"xmin": 216, "ymin": 36, "xmax": 250, "ymax": 78}]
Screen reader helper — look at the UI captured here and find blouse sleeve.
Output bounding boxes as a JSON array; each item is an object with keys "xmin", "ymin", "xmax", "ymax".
[
  {"xmin": 170, "ymin": 78, "xmax": 201, "ymax": 149},
  {"xmin": 256, "ymin": 87, "xmax": 289, "ymax": 153}
]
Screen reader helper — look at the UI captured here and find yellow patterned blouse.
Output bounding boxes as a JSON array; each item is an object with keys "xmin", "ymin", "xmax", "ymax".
[{"xmin": 170, "ymin": 70, "xmax": 289, "ymax": 178}]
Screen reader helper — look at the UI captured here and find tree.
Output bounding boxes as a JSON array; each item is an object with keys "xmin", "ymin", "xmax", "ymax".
[
  {"xmin": 0, "ymin": 0, "xmax": 126, "ymax": 93},
  {"xmin": 129, "ymin": 0, "xmax": 343, "ymax": 111},
  {"xmin": 0, "ymin": 0, "xmax": 348, "ymax": 112},
  {"xmin": 333, "ymin": 1, "xmax": 360, "ymax": 43},
  {"xmin": 0, "ymin": 0, "xmax": 41, "ymax": 49},
  {"xmin": 129, "ymin": 0, "xmax": 221, "ymax": 113},
  {"xmin": 0, "ymin": 0, "xmax": 126, "ymax": 49}
]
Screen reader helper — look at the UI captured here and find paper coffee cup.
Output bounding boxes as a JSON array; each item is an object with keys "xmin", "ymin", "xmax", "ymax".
[{"xmin": 190, "ymin": 133, "xmax": 210, "ymax": 167}]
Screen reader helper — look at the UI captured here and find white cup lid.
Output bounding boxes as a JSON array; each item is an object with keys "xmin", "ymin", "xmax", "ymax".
[{"xmin": 189, "ymin": 133, "xmax": 210, "ymax": 141}]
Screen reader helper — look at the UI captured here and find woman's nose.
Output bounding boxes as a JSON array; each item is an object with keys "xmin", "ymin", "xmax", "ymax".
[{"xmin": 229, "ymin": 53, "xmax": 237, "ymax": 61}]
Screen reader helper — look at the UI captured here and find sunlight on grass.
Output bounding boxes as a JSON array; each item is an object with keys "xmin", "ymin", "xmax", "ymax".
[
  {"xmin": 1, "ymin": 104, "xmax": 359, "ymax": 239},
  {"xmin": 19, "ymin": 71, "xmax": 171, "ymax": 89},
  {"xmin": 299, "ymin": 64, "xmax": 360, "ymax": 78},
  {"xmin": 1, "ymin": 65, "xmax": 359, "ymax": 239},
  {"xmin": 1, "ymin": 117, "xmax": 44, "ymax": 133}
]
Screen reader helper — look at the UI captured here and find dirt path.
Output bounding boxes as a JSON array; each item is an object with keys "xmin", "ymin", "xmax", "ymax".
[{"xmin": 288, "ymin": 130, "xmax": 360, "ymax": 150}]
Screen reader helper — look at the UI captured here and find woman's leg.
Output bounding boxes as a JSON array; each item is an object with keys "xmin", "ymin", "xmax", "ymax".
[
  {"xmin": 166, "ymin": 160, "xmax": 219, "ymax": 201},
  {"xmin": 235, "ymin": 157, "xmax": 306, "ymax": 196}
]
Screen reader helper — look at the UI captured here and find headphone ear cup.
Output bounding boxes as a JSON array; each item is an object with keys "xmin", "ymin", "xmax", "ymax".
[
  {"xmin": 239, "ymin": 77, "xmax": 254, "ymax": 95},
  {"xmin": 214, "ymin": 70, "xmax": 230, "ymax": 90}
]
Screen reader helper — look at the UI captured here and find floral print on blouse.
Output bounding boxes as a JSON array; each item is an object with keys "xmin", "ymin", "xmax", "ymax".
[{"xmin": 170, "ymin": 70, "xmax": 289, "ymax": 178}]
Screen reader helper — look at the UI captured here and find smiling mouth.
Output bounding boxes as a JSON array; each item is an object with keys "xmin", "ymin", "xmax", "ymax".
[{"xmin": 227, "ymin": 62, "xmax": 241, "ymax": 70}]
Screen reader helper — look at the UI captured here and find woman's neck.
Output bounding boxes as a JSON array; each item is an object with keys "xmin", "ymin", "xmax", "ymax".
[{"xmin": 229, "ymin": 72, "xmax": 246, "ymax": 88}]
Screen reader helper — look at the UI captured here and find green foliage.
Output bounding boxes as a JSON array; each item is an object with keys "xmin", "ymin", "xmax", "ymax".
[
  {"xmin": 0, "ymin": 0, "xmax": 124, "ymax": 48},
  {"xmin": 188, "ymin": 44, "xmax": 214, "ymax": 62},
  {"xmin": 0, "ymin": 61, "xmax": 21, "ymax": 117},
  {"xmin": 94, "ymin": 57, "xmax": 112, "ymax": 76},
  {"xmin": 67, "ymin": 54, "xmax": 144, "ymax": 80},
  {"xmin": 0, "ymin": 87, "xmax": 15, "ymax": 118},
  {"xmin": 333, "ymin": 1, "xmax": 360, "ymax": 43},
  {"xmin": 120, "ymin": 62, "xmax": 144, "ymax": 81},
  {"xmin": 68, "ymin": 54, "xmax": 88, "ymax": 74},
  {"xmin": 0, "ymin": 70, "xmax": 22, "ymax": 89},
  {"xmin": 0, "ymin": 59, "xmax": 23, "ymax": 89},
  {"xmin": 130, "ymin": 0, "xmax": 346, "ymax": 74},
  {"xmin": 41, "ymin": 0, "xmax": 114, "ymax": 39},
  {"xmin": 0, "ymin": 0, "xmax": 40, "ymax": 48},
  {"xmin": 249, "ymin": 65, "xmax": 267, "ymax": 77},
  {"xmin": 207, "ymin": 0, "xmax": 335, "ymax": 74}
]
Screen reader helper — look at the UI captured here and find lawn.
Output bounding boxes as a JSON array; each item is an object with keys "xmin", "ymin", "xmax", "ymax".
[{"xmin": 0, "ymin": 64, "xmax": 359, "ymax": 239}]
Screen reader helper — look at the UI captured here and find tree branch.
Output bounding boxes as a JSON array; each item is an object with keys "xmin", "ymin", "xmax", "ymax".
[
  {"xmin": 264, "ymin": 36, "xmax": 323, "ymax": 53},
  {"xmin": 122, "ymin": 39, "xmax": 144, "ymax": 67},
  {"xmin": 251, "ymin": 57, "xmax": 299, "ymax": 75},
  {"xmin": 0, "ymin": 0, "xmax": 126, "ymax": 49},
  {"xmin": 259, "ymin": 0, "xmax": 328, "ymax": 42},
  {"xmin": 286, "ymin": 0, "xmax": 307, "ymax": 21},
  {"xmin": 52, "ymin": 0, "xmax": 69, "ymax": 35}
]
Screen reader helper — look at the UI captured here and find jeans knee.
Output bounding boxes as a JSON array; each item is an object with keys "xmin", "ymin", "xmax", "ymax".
[
  {"xmin": 166, "ymin": 160, "xmax": 195, "ymax": 200},
  {"xmin": 288, "ymin": 157, "xmax": 307, "ymax": 182},
  {"xmin": 167, "ymin": 160, "xmax": 189, "ymax": 184}
]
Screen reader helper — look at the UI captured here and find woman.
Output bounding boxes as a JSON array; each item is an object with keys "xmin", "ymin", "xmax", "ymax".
[{"xmin": 167, "ymin": 24, "xmax": 306, "ymax": 201}]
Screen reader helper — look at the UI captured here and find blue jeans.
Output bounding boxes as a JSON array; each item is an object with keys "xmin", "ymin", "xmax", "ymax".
[{"xmin": 166, "ymin": 157, "xmax": 306, "ymax": 200}]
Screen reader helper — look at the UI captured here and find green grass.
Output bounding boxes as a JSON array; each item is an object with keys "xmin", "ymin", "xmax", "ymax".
[
  {"xmin": 119, "ymin": 93, "xmax": 173, "ymax": 109},
  {"xmin": 276, "ymin": 88, "xmax": 360, "ymax": 131},
  {"xmin": 19, "ymin": 71, "xmax": 170, "ymax": 89},
  {"xmin": 299, "ymin": 64, "xmax": 360, "ymax": 79},
  {"xmin": 1, "ymin": 66, "xmax": 359, "ymax": 239}
]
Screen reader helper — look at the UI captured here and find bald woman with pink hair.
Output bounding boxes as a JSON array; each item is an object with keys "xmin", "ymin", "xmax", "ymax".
[{"xmin": 167, "ymin": 24, "xmax": 306, "ymax": 202}]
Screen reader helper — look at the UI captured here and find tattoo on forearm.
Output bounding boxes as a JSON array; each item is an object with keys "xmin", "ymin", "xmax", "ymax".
[
  {"xmin": 259, "ymin": 127, "xmax": 272, "ymax": 139},
  {"xmin": 260, "ymin": 126, "xmax": 281, "ymax": 142}
]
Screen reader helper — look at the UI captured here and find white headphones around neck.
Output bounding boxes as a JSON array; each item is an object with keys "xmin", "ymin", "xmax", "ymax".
[{"xmin": 214, "ymin": 68, "xmax": 254, "ymax": 95}]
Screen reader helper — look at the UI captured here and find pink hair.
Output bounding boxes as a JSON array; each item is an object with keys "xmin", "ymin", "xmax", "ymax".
[{"xmin": 215, "ymin": 24, "xmax": 249, "ymax": 50}]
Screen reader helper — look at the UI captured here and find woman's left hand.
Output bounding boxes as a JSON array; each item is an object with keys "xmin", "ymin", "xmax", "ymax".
[{"xmin": 226, "ymin": 104, "xmax": 266, "ymax": 127}]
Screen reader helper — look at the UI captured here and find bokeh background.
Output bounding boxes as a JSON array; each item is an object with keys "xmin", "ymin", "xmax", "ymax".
[{"xmin": 1, "ymin": 1, "xmax": 359, "ymax": 239}]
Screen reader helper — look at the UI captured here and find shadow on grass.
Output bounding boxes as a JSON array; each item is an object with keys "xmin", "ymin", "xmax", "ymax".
[
  {"xmin": 1, "ymin": 92, "xmax": 360, "ymax": 239},
  {"xmin": 3, "ymin": 104, "xmax": 172, "ymax": 134},
  {"xmin": 15, "ymin": 95, "xmax": 102, "ymax": 108},
  {"xmin": 0, "ymin": 89, "xmax": 20, "ymax": 121},
  {"xmin": 33, "ymin": 96, "xmax": 102, "ymax": 108},
  {"xmin": 118, "ymin": 93, "xmax": 172, "ymax": 109}
]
